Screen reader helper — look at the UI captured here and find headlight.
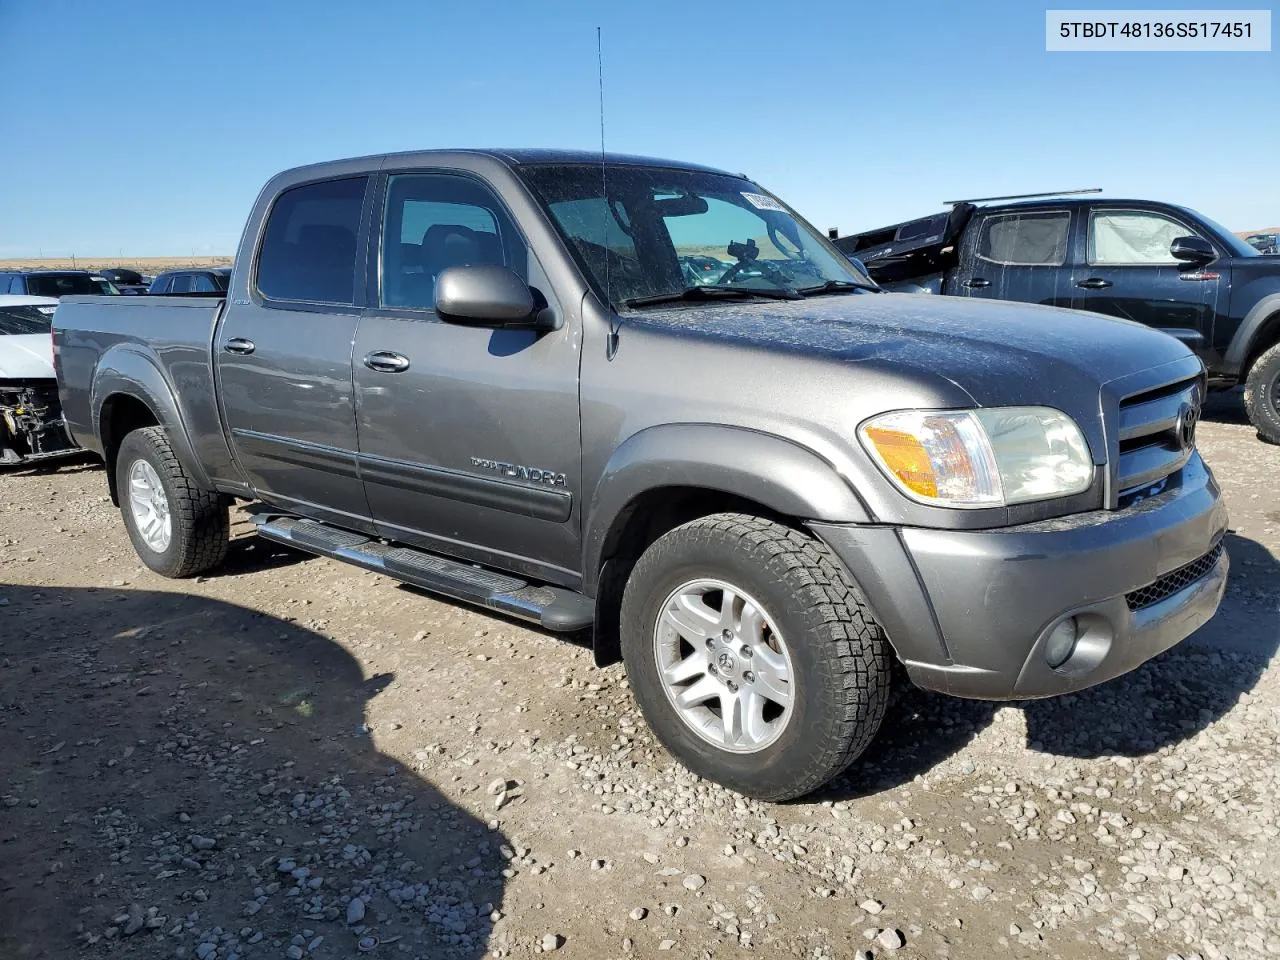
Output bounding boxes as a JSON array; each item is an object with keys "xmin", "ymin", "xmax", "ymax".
[{"xmin": 858, "ymin": 406, "xmax": 1094, "ymax": 508}]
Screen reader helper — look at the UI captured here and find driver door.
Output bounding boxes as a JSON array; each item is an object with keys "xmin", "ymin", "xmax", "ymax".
[{"xmin": 1069, "ymin": 205, "xmax": 1224, "ymax": 355}]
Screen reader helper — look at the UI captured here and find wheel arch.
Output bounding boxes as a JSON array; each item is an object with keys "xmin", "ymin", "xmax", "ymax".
[
  {"xmin": 94, "ymin": 348, "xmax": 211, "ymax": 505},
  {"xmin": 1225, "ymin": 293, "xmax": 1280, "ymax": 376},
  {"xmin": 583, "ymin": 424, "xmax": 872, "ymax": 666}
]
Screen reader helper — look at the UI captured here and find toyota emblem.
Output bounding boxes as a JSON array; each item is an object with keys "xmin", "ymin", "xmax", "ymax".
[{"xmin": 1176, "ymin": 401, "xmax": 1199, "ymax": 450}]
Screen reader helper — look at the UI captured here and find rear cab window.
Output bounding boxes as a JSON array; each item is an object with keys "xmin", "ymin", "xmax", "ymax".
[
  {"xmin": 976, "ymin": 211, "xmax": 1071, "ymax": 266},
  {"xmin": 256, "ymin": 177, "xmax": 368, "ymax": 305},
  {"xmin": 25, "ymin": 273, "xmax": 102, "ymax": 297}
]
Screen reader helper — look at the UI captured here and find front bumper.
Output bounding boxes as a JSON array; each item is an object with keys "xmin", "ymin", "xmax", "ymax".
[{"xmin": 812, "ymin": 454, "xmax": 1228, "ymax": 700}]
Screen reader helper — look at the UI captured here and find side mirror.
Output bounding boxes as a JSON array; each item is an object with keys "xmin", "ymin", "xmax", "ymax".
[
  {"xmin": 1170, "ymin": 235, "xmax": 1216, "ymax": 266},
  {"xmin": 435, "ymin": 265, "xmax": 556, "ymax": 331}
]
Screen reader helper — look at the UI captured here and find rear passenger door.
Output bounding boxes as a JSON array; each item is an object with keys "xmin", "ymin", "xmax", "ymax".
[
  {"xmin": 955, "ymin": 208, "xmax": 1076, "ymax": 308},
  {"xmin": 216, "ymin": 175, "xmax": 376, "ymax": 531},
  {"xmin": 351, "ymin": 170, "xmax": 582, "ymax": 583}
]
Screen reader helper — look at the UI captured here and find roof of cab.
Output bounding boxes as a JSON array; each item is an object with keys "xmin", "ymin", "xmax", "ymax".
[{"xmin": 274, "ymin": 148, "xmax": 738, "ymax": 182}]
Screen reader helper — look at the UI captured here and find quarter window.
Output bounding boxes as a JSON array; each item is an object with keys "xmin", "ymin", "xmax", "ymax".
[
  {"xmin": 257, "ymin": 176, "xmax": 367, "ymax": 305},
  {"xmin": 1089, "ymin": 210, "xmax": 1200, "ymax": 265},
  {"xmin": 379, "ymin": 173, "xmax": 525, "ymax": 310},
  {"xmin": 976, "ymin": 212, "xmax": 1070, "ymax": 266}
]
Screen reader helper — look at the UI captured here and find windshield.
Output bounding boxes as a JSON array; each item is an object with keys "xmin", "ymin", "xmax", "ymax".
[
  {"xmin": 520, "ymin": 164, "xmax": 874, "ymax": 307},
  {"xmin": 0, "ymin": 304, "xmax": 54, "ymax": 335},
  {"xmin": 25, "ymin": 273, "xmax": 104, "ymax": 297}
]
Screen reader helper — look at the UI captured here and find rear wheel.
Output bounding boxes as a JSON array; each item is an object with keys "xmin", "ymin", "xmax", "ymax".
[
  {"xmin": 620, "ymin": 513, "xmax": 892, "ymax": 801},
  {"xmin": 116, "ymin": 426, "xmax": 229, "ymax": 578},
  {"xmin": 1244, "ymin": 341, "xmax": 1280, "ymax": 445}
]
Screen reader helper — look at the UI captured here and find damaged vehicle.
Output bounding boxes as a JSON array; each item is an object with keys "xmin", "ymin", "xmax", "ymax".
[
  {"xmin": 0, "ymin": 295, "xmax": 80, "ymax": 466},
  {"xmin": 54, "ymin": 151, "xmax": 1227, "ymax": 800},
  {"xmin": 835, "ymin": 194, "xmax": 1280, "ymax": 444}
]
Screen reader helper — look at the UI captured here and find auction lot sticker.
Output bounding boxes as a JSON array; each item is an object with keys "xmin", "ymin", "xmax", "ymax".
[{"xmin": 1046, "ymin": 9, "xmax": 1271, "ymax": 50}]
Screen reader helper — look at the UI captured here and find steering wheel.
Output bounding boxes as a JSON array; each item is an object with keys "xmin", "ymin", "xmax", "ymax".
[{"xmin": 717, "ymin": 251, "xmax": 792, "ymax": 287}]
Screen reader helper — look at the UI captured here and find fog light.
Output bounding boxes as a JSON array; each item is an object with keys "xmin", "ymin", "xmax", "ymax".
[{"xmin": 1044, "ymin": 617, "xmax": 1079, "ymax": 669}]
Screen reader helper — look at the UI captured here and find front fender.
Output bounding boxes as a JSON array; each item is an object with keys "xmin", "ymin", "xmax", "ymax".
[
  {"xmin": 1224, "ymin": 291, "xmax": 1280, "ymax": 374},
  {"xmin": 92, "ymin": 345, "xmax": 213, "ymax": 493},
  {"xmin": 582, "ymin": 423, "xmax": 870, "ymax": 592}
]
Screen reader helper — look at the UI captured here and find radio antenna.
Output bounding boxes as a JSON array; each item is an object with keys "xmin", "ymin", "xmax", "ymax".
[{"xmin": 598, "ymin": 26, "xmax": 620, "ymax": 361}]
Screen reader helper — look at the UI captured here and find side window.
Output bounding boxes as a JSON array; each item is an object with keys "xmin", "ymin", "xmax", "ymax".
[
  {"xmin": 379, "ymin": 173, "xmax": 526, "ymax": 310},
  {"xmin": 190, "ymin": 274, "xmax": 216, "ymax": 293},
  {"xmin": 152, "ymin": 276, "xmax": 170, "ymax": 294},
  {"xmin": 257, "ymin": 176, "xmax": 367, "ymax": 305},
  {"xmin": 170, "ymin": 275, "xmax": 193, "ymax": 294},
  {"xmin": 976, "ymin": 212, "xmax": 1070, "ymax": 266},
  {"xmin": 1089, "ymin": 210, "xmax": 1198, "ymax": 265}
]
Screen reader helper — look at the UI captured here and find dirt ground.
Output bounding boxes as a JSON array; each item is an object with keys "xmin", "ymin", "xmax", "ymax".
[{"xmin": 2, "ymin": 394, "xmax": 1277, "ymax": 960}]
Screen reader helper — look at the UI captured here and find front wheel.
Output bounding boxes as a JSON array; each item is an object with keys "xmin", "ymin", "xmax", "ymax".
[
  {"xmin": 620, "ymin": 514, "xmax": 892, "ymax": 801},
  {"xmin": 1243, "ymin": 341, "xmax": 1280, "ymax": 445},
  {"xmin": 116, "ymin": 426, "xmax": 229, "ymax": 578}
]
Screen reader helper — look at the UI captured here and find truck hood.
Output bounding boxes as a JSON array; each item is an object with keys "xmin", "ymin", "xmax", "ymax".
[
  {"xmin": 626, "ymin": 292, "xmax": 1193, "ymax": 407},
  {"xmin": 0, "ymin": 334, "xmax": 56, "ymax": 380}
]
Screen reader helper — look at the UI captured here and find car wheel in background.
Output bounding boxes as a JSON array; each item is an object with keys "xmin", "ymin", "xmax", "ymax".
[{"xmin": 1243, "ymin": 341, "xmax": 1280, "ymax": 445}]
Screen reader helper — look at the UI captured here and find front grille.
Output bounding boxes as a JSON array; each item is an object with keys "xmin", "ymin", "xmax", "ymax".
[
  {"xmin": 1125, "ymin": 542, "xmax": 1223, "ymax": 611},
  {"xmin": 1115, "ymin": 376, "xmax": 1202, "ymax": 497}
]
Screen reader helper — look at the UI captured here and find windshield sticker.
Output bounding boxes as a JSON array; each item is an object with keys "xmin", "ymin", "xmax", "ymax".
[{"xmin": 741, "ymin": 192, "xmax": 786, "ymax": 212}]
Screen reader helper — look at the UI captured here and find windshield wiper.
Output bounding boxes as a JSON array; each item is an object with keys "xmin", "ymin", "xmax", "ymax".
[
  {"xmin": 797, "ymin": 279, "xmax": 883, "ymax": 295},
  {"xmin": 624, "ymin": 284, "xmax": 804, "ymax": 307}
]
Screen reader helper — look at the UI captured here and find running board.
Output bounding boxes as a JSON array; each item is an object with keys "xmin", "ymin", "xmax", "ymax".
[{"xmin": 252, "ymin": 516, "xmax": 594, "ymax": 632}]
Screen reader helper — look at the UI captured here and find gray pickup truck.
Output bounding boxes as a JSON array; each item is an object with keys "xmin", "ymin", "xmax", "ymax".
[{"xmin": 53, "ymin": 149, "xmax": 1229, "ymax": 800}]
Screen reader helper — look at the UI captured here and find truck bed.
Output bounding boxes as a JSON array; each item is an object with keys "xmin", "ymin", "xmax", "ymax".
[
  {"xmin": 53, "ymin": 294, "xmax": 230, "ymax": 470},
  {"xmin": 833, "ymin": 203, "xmax": 976, "ymax": 289}
]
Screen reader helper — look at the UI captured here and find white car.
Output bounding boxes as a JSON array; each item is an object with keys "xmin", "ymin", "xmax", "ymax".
[{"xmin": 0, "ymin": 295, "xmax": 79, "ymax": 465}]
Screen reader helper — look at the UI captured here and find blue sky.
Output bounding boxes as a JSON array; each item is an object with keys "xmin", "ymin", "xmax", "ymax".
[{"xmin": 1, "ymin": 0, "xmax": 1276, "ymax": 257}]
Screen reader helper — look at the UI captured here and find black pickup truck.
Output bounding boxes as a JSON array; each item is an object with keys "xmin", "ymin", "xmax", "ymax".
[{"xmin": 835, "ymin": 196, "xmax": 1280, "ymax": 443}]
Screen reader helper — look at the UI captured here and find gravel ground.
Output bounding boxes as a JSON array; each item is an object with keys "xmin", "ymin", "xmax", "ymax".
[{"xmin": 2, "ymin": 394, "xmax": 1277, "ymax": 960}]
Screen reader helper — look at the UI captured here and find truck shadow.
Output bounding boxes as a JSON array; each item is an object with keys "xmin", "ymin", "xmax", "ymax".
[
  {"xmin": 0, "ymin": 452, "xmax": 101, "ymax": 476},
  {"xmin": 0, "ymin": 584, "xmax": 506, "ymax": 960},
  {"xmin": 824, "ymin": 531, "xmax": 1278, "ymax": 798},
  {"xmin": 1201, "ymin": 387, "xmax": 1249, "ymax": 426}
]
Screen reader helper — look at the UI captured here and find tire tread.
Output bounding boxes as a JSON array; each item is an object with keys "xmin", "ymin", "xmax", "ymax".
[
  {"xmin": 623, "ymin": 512, "xmax": 892, "ymax": 800},
  {"xmin": 1243, "ymin": 341, "xmax": 1280, "ymax": 445},
  {"xmin": 119, "ymin": 426, "xmax": 229, "ymax": 577}
]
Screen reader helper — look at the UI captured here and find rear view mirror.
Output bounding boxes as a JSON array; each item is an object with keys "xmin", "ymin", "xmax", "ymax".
[
  {"xmin": 1170, "ymin": 235, "xmax": 1216, "ymax": 266},
  {"xmin": 847, "ymin": 256, "xmax": 871, "ymax": 276},
  {"xmin": 435, "ymin": 265, "xmax": 557, "ymax": 331}
]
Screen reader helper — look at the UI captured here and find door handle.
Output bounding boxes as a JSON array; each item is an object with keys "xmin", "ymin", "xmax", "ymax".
[
  {"xmin": 1076, "ymin": 277, "xmax": 1113, "ymax": 289},
  {"xmin": 961, "ymin": 278, "xmax": 991, "ymax": 289},
  {"xmin": 363, "ymin": 351, "xmax": 411, "ymax": 373},
  {"xmin": 223, "ymin": 338, "xmax": 256, "ymax": 355}
]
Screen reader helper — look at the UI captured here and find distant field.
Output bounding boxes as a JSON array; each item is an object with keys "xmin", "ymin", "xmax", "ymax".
[{"xmin": 0, "ymin": 256, "xmax": 233, "ymax": 272}]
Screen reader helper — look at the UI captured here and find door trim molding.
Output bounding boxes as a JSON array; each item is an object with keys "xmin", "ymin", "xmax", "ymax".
[
  {"xmin": 230, "ymin": 429, "xmax": 361, "ymax": 479},
  {"xmin": 358, "ymin": 451, "xmax": 573, "ymax": 523}
]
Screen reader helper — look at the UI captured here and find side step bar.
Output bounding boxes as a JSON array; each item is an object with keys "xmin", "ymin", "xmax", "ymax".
[{"xmin": 252, "ymin": 515, "xmax": 594, "ymax": 632}]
